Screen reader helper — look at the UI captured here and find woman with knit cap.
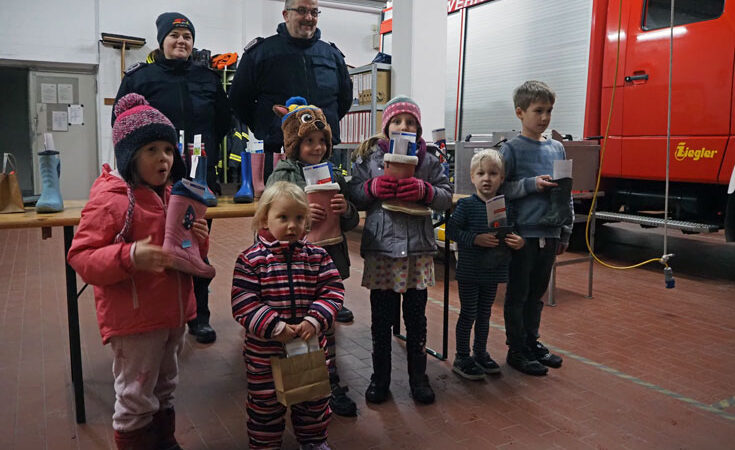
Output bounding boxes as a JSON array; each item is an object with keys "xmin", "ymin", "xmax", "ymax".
[
  {"xmin": 69, "ymin": 93, "xmax": 209, "ymax": 449},
  {"xmin": 348, "ymin": 96, "xmax": 453, "ymax": 405},
  {"xmin": 113, "ymin": 11, "xmax": 230, "ymax": 344}
]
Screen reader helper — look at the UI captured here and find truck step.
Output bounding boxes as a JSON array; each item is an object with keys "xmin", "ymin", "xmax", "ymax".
[{"xmin": 594, "ymin": 211, "xmax": 719, "ymax": 233}]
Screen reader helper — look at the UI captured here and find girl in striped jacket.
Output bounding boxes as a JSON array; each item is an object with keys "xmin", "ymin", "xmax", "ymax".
[{"xmin": 231, "ymin": 181, "xmax": 344, "ymax": 450}]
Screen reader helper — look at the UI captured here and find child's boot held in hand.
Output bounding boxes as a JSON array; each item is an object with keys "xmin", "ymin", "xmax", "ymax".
[{"xmin": 163, "ymin": 180, "xmax": 215, "ymax": 278}]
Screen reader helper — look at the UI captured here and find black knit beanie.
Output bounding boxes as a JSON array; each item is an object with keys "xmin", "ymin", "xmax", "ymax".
[{"xmin": 156, "ymin": 12, "xmax": 195, "ymax": 48}]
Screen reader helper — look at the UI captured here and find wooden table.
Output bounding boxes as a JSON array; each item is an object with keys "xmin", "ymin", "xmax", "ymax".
[{"xmin": 0, "ymin": 196, "xmax": 257, "ymax": 423}]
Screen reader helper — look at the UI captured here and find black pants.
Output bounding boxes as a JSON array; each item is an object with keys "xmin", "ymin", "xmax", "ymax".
[
  {"xmin": 370, "ymin": 289, "xmax": 427, "ymax": 359},
  {"xmin": 504, "ymin": 238, "xmax": 557, "ymax": 351},
  {"xmin": 189, "ymin": 219, "xmax": 214, "ymax": 328},
  {"xmin": 263, "ymin": 143, "xmax": 282, "ymax": 185}
]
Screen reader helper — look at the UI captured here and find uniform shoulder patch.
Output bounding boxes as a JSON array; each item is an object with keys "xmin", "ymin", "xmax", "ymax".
[
  {"xmin": 329, "ymin": 41, "xmax": 345, "ymax": 58},
  {"xmin": 124, "ymin": 62, "xmax": 146, "ymax": 75},
  {"xmin": 244, "ymin": 37, "xmax": 264, "ymax": 53}
]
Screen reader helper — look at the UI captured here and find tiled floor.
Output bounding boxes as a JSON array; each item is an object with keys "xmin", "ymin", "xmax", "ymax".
[{"xmin": 1, "ymin": 218, "xmax": 734, "ymax": 449}]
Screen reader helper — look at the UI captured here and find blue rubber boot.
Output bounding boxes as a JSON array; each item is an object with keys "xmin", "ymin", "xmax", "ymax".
[
  {"xmin": 194, "ymin": 155, "xmax": 217, "ymax": 207},
  {"xmin": 35, "ymin": 150, "xmax": 64, "ymax": 213},
  {"xmin": 234, "ymin": 152, "xmax": 254, "ymax": 204}
]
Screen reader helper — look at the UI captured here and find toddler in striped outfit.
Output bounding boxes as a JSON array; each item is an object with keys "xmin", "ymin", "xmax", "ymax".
[
  {"xmin": 231, "ymin": 181, "xmax": 344, "ymax": 450},
  {"xmin": 446, "ymin": 149, "xmax": 525, "ymax": 380}
]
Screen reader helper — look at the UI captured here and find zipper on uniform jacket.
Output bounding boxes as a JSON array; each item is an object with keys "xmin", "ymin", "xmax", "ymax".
[{"xmin": 302, "ymin": 55, "xmax": 312, "ymax": 100}]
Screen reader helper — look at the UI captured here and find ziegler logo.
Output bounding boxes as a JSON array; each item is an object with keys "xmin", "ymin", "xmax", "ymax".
[{"xmin": 674, "ymin": 142, "xmax": 718, "ymax": 162}]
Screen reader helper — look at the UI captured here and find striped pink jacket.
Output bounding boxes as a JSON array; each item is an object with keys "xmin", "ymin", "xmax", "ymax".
[{"xmin": 231, "ymin": 230, "xmax": 344, "ymax": 342}]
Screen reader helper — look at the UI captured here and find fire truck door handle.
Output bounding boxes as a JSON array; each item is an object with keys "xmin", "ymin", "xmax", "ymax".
[{"xmin": 625, "ymin": 73, "xmax": 649, "ymax": 82}]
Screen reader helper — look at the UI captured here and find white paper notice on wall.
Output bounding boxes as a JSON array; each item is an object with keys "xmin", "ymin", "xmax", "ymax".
[
  {"xmin": 52, "ymin": 111, "xmax": 68, "ymax": 131},
  {"xmin": 68, "ymin": 104, "xmax": 84, "ymax": 125},
  {"xmin": 41, "ymin": 83, "xmax": 57, "ymax": 104},
  {"xmin": 58, "ymin": 84, "xmax": 74, "ymax": 104}
]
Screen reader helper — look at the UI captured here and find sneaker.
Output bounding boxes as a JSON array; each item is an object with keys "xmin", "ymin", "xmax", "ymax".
[
  {"xmin": 530, "ymin": 341, "xmax": 563, "ymax": 368},
  {"xmin": 330, "ymin": 383, "xmax": 357, "ymax": 417},
  {"xmin": 506, "ymin": 349, "xmax": 548, "ymax": 376},
  {"xmin": 473, "ymin": 352, "xmax": 501, "ymax": 375},
  {"xmin": 336, "ymin": 305, "xmax": 354, "ymax": 323},
  {"xmin": 300, "ymin": 441, "xmax": 331, "ymax": 450},
  {"xmin": 452, "ymin": 355, "xmax": 486, "ymax": 380}
]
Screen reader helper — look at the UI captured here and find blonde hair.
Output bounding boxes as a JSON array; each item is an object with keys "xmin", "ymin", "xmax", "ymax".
[
  {"xmin": 470, "ymin": 149, "xmax": 504, "ymax": 174},
  {"xmin": 351, "ymin": 132, "xmax": 386, "ymax": 162},
  {"xmin": 254, "ymin": 181, "xmax": 311, "ymax": 230},
  {"xmin": 513, "ymin": 80, "xmax": 556, "ymax": 110}
]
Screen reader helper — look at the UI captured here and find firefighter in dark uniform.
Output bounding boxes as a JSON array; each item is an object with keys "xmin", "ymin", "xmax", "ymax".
[
  {"xmin": 113, "ymin": 12, "xmax": 230, "ymax": 344},
  {"xmin": 228, "ymin": 0, "xmax": 353, "ymax": 186}
]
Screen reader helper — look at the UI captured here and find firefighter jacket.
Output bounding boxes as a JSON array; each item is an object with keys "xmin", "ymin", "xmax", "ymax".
[
  {"xmin": 229, "ymin": 23, "xmax": 353, "ymax": 149},
  {"xmin": 113, "ymin": 56, "xmax": 231, "ymax": 168}
]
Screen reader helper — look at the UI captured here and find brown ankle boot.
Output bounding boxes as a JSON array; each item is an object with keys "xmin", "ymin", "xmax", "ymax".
[
  {"xmin": 114, "ymin": 423, "xmax": 156, "ymax": 450},
  {"xmin": 152, "ymin": 408, "xmax": 183, "ymax": 450}
]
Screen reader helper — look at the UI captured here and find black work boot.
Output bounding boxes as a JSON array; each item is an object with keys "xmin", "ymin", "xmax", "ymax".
[
  {"xmin": 538, "ymin": 177, "xmax": 573, "ymax": 227},
  {"xmin": 408, "ymin": 351, "xmax": 435, "ymax": 404},
  {"xmin": 365, "ymin": 353, "xmax": 391, "ymax": 404}
]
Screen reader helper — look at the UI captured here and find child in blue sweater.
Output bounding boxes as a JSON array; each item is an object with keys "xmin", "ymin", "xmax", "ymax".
[
  {"xmin": 447, "ymin": 149, "xmax": 524, "ymax": 380},
  {"xmin": 500, "ymin": 80, "xmax": 574, "ymax": 376}
]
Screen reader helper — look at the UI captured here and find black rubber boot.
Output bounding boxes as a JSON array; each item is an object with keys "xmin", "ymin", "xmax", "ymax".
[
  {"xmin": 365, "ymin": 353, "xmax": 391, "ymax": 404},
  {"xmin": 408, "ymin": 351, "xmax": 435, "ymax": 404}
]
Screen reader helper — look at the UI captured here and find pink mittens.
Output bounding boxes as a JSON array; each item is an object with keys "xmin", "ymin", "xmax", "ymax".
[
  {"xmin": 366, "ymin": 175, "xmax": 398, "ymax": 200},
  {"xmin": 395, "ymin": 177, "xmax": 431, "ymax": 202}
]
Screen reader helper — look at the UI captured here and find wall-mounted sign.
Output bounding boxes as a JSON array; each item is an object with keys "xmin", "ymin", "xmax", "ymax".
[{"xmin": 447, "ymin": 0, "xmax": 494, "ymax": 14}]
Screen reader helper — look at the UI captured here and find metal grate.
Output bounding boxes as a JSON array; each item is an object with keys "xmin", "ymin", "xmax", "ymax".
[{"xmin": 594, "ymin": 211, "xmax": 719, "ymax": 233}]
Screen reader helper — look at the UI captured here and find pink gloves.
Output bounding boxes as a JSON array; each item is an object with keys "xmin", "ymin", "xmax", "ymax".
[
  {"xmin": 396, "ymin": 177, "xmax": 432, "ymax": 202},
  {"xmin": 366, "ymin": 175, "xmax": 398, "ymax": 200}
]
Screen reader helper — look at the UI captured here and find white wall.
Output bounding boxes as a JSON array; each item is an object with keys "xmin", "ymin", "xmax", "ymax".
[
  {"xmin": 0, "ymin": 0, "xmax": 98, "ymax": 65},
  {"xmin": 392, "ymin": 0, "xmax": 447, "ymax": 136},
  {"xmin": 0, "ymin": 0, "xmax": 380, "ymax": 174}
]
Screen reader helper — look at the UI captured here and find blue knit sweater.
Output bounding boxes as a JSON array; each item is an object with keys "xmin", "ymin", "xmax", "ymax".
[{"xmin": 500, "ymin": 135, "xmax": 574, "ymax": 243}]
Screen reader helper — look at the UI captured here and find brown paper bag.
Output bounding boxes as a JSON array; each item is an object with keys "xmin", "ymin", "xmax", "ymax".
[
  {"xmin": 0, "ymin": 153, "xmax": 25, "ymax": 214},
  {"xmin": 270, "ymin": 337, "xmax": 330, "ymax": 406}
]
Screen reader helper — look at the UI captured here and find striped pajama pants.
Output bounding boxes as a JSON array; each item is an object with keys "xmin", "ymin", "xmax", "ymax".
[{"xmin": 245, "ymin": 336, "xmax": 331, "ymax": 449}]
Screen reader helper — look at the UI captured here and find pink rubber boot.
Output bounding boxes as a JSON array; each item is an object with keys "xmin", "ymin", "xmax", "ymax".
[
  {"xmin": 251, "ymin": 152, "xmax": 265, "ymax": 198},
  {"xmin": 305, "ymin": 183, "xmax": 343, "ymax": 246},
  {"xmin": 163, "ymin": 180, "xmax": 216, "ymax": 279}
]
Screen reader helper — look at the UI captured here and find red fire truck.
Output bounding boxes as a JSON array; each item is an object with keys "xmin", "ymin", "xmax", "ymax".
[{"xmin": 584, "ymin": 0, "xmax": 735, "ymax": 239}]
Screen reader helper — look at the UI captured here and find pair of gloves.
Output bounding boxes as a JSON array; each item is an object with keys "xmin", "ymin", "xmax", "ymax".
[{"xmin": 367, "ymin": 175, "xmax": 431, "ymax": 202}]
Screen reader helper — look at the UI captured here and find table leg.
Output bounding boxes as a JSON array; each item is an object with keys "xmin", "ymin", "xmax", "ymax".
[
  {"xmin": 441, "ymin": 209, "xmax": 449, "ymax": 360},
  {"xmin": 64, "ymin": 225, "xmax": 86, "ymax": 424}
]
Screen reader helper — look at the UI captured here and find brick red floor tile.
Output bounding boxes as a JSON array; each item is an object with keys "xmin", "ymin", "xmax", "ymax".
[{"xmin": 2, "ymin": 219, "xmax": 735, "ymax": 449}]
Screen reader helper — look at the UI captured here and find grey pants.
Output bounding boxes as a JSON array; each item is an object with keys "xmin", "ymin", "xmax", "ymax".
[{"xmin": 109, "ymin": 326, "xmax": 185, "ymax": 431}]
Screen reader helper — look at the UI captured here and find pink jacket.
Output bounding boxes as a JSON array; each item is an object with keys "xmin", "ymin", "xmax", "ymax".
[{"xmin": 68, "ymin": 165, "xmax": 198, "ymax": 344}]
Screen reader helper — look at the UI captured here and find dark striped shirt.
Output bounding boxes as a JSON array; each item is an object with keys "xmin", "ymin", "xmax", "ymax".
[{"xmin": 447, "ymin": 194, "xmax": 511, "ymax": 284}]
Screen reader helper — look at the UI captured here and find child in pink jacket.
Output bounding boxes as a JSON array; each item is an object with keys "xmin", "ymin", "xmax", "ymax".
[{"xmin": 68, "ymin": 93, "xmax": 209, "ymax": 450}]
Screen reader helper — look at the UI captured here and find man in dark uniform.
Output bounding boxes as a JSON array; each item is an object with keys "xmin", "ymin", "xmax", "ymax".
[
  {"xmin": 229, "ymin": 0, "xmax": 352, "ymax": 184},
  {"xmin": 229, "ymin": 0, "xmax": 357, "ymax": 417}
]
